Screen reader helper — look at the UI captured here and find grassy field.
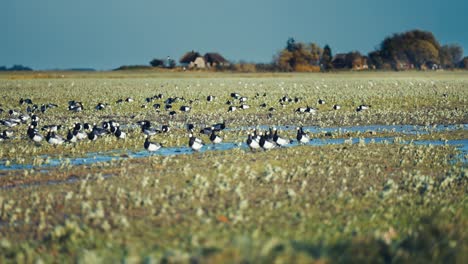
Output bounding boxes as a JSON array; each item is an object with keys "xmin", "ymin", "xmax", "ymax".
[{"xmin": 0, "ymin": 71, "xmax": 467, "ymax": 263}]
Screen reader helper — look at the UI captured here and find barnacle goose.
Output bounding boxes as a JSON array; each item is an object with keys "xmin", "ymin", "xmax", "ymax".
[
  {"xmin": 67, "ymin": 129, "xmax": 77, "ymax": 143},
  {"xmin": 273, "ymin": 128, "xmax": 291, "ymax": 147},
  {"xmin": 259, "ymin": 133, "xmax": 276, "ymax": 150},
  {"xmin": 144, "ymin": 136, "xmax": 161, "ymax": 152},
  {"xmin": 246, "ymin": 132, "xmax": 261, "ymax": 150},
  {"xmin": 189, "ymin": 133, "xmax": 204, "ymax": 151},
  {"xmin": 28, "ymin": 125, "xmax": 43, "ymax": 143},
  {"xmin": 296, "ymin": 127, "xmax": 310, "ymax": 144},
  {"xmin": 210, "ymin": 130, "xmax": 223, "ymax": 144},
  {"xmin": 46, "ymin": 130, "xmax": 65, "ymax": 145},
  {"xmin": 356, "ymin": 105, "xmax": 371, "ymax": 112}
]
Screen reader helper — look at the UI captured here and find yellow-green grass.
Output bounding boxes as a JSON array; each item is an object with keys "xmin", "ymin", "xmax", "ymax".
[{"xmin": 0, "ymin": 71, "xmax": 467, "ymax": 263}]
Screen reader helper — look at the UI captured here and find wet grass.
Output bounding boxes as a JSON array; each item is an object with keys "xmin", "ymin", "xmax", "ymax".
[{"xmin": 0, "ymin": 71, "xmax": 467, "ymax": 262}]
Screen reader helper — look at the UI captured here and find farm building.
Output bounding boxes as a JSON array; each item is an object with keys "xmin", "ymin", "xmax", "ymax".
[{"xmin": 179, "ymin": 51, "xmax": 229, "ymax": 69}]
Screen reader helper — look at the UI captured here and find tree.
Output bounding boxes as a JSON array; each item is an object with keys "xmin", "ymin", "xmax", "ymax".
[
  {"xmin": 368, "ymin": 50, "xmax": 384, "ymax": 69},
  {"xmin": 150, "ymin": 58, "xmax": 164, "ymax": 67},
  {"xmin": 286, "ymin": 37, "xmax": 297, "ymax": 52},
  {"xmin": 439, "ymin": 44, "xmax": 463, "ymax": 68},
  {"xmin": 378, "ymin": 30, "xmax": 441, "ymax": 69},
  {"xmin": 345, "ymin": 51, "xmax": 363, "ymax": 69},
  {"xmin": 461, "ymin": 57, "xmax": 468, "ymax": 69},
  {"xmin": 320, "ymin": 45, "xmax": 333, "ymax": 71},
  {"xmin": 309, "ymin": 43, "xmax": 323, "ymax": 65}
]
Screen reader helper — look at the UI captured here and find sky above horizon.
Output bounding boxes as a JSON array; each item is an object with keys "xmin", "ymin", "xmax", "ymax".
[{"xmin": 2, "ymin": 0, "xmax": 466, "ymax": 70}]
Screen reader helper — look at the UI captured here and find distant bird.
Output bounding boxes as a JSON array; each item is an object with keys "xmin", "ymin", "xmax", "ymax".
[
  {"xmin": 95, "ymin": 103, "xmax": 107, "ymax": 110},
  {"xmin": 246, "ymin": 132, "xmax": 261, "ymax": 150},
  {"xmin": 259, "ymin": 133, "xmax": 276, "ymax": 150},
  {"xmin": 112, "ymin": 126, "xmax": 126, "ymax": 139},
  {"xmin": 296, "ymin": 127, "xmax": 310, "ymax": 144},
  {"xmin": 318, "ymin": 99, "xmax": 326, "ymax": 105},
  {"xmin": 180, "ymin": 106, "xmax": 191, "ymax": 112},
  {"xmin": 189, "ymin": 133, "xmax": 203, "ymax": 151},
  {"xmin": 228, "ymin": 106, "xmax": 237, "ymax": 112},
  {"xmin": 333, "ymin": 104, "xmax": 341, "ymax": 110},
  {"xmin": 161, "ymin": 125, "xmax": 170, "ymax": 133},
  {"xmin": 67, "ymin": 129, "xmax": 77, "ymax": 143},
  {"xmin": 186, "ymin": 123, "xmax": 195, "ymax": 132},
  {"xmin": 356, "ymin": 105, "xmax": 371, "ymax": 112},
  {"xmin": 46, "ymin": 130, "xmax": 65, "ymax": 145},
  {"xmin": 240, "ymin": 104, "xmax": 250, "ymax": 110},
  {"xmin": 200, "ymin": 127, "xmax": 213, "ymax": 135},
  {"xmin": 207, "ymin": 95, "xmax": 215, "ymax": 102},
  {"xmin": 28, "ymin": 125, "xmax": 43, "ymax": 143},
  {"xmin": 213, "ymin": 121, "xmax": 226, "ymax": 131},
  {"xmin": 0, "ymin": 119, "xmax": 20, "ymax": 128},
  {"xmin": 273, "ymin": 128, "xmax": 291, "ymax": 147},
  {"xmin": 210, "ymin": 130, "xmax": 223, "ymax": 144},
  {"xmin": 144, "ymin": 136, "xmax": 161, "ymax": 152}
]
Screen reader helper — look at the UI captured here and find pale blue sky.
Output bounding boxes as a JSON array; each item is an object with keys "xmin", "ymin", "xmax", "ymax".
[{"xmin": 2, "ymin": 0, "xmax": 466, "ymax": 70}]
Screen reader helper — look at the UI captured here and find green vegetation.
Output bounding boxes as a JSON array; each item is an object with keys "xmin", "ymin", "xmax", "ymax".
[{"xmin": 0, "ymin": 71, "xmax": 466, "ymax": 263}]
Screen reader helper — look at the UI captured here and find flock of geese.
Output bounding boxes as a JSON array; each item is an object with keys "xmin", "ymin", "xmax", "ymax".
[{"xmin": 0, "ymin": 93, "xmax": 372, "ymax": 152}]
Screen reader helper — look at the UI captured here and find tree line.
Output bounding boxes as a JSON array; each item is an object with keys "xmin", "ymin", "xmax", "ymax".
[{"xmin": 275, "ymin": 30, "xmax": 467, "ymax": 72}]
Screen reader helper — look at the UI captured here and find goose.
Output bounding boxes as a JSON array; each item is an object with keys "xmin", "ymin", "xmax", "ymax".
[
  {"xmin": 144, "ymin": 136, "xmax": 161, "ymax": 152},
  {"xmin": 228, "ymin": 106, "xmax": 237, "ymax": 112},
  {"xmin": 239, "ymin": 97, "xmax": 248, "ymax": 102},
  {"xmin": 213, "ymin": 121, "xmax": 226, "ymax": 131},
  {"xmin": 87, "ymin": 130, "xmax": 99, "ymax": 141},
  {"xmin": 356, "ymin": 105, "xmax": 371, "ymax": 112},
  {"xmin": 230, "ymin": 92, "xmax": 240, "ymax": 99},
  {"xmin": 0, "ymin": 119, "xmax": 20, "ymax": 128},
  {"xmin": 8, "ymin": 109, "xmax": 19, "ymax": 116},
  {"xmin": 318, "ymin": 99, "xmax": 326, "ymax": 105},
  {"xmin": 333, "ymin": 104, "xmax": 341, "ymax": 110},
  {"xmin": 91, "ymin": 125, "xmax": 109, "ymax": 136},
  {"xmin": 74, "ymin": 128, "xmax": 87, "ymax": 141},
  {"xmin": 186, "ymin": 123, "xmax": 195, "ymax": 131},
  {"xmin": 240, "ymin": 104, "xmax": 250, "ymax": 110},
  {"xmin": 141, "ymin": 123, "xmax": 160, "ymax": 136},
  {"xmin": 273, "ymin": 128, "xmax": 291, "ymax": 147},
  {"xmin": 180, "ymin": 106, "xmax": 191, "ymax": 112},
  {"xmin": 161, "ymin": 125, "xmax": 170, "ymax": 133},
  {"xmin": 296, "ymin": 127, "xmax": 310, "ymax": 144},
  {"xmin": 200, "ymin": 127, "xmax": 213, "ymax": 135},
  {"xmin": 19, "ymin": 98, "xmax": 33, "ymax": 105},
  {"xmin": 210, "ymin": 130, "xmax": 223, "ymax": 144},
  {"xmin": 19, "ymin": 114, "xmax": 30, "ymax": 123},
  {"xmin": 41, "ymin": 124, "xmax": 62, "ymax": 132},
  {"xmin": 2, "ymin": 130, "xmax": 14, "ymax": 139},
  {"xmin": 113, "ymin": 127, "xmax": 126, "ymax": 139},
  {"xmin": 246, "ymin": 132, "xmax": 261, "ymax": 150},
  {"xmin": 95, "ymin": 103, "xmax": 107, "ymax": 110},
  {"xmin": 31, "ymin": 115, "xmax": 40, "ymax": 122},
  {"xmin": 189, "ymin": 133, "xmax": 203, "ymax": 151},
  {"xmin": 46, "ymin": 130, "xmax": 65, "ymax": 145},
  {"xmin": 125, "ymin": 97, "xmax": 134, "ymax": 102},
  {"xmin": 67, "ymin": 129, "xmax": 77, "ymax": 143},
  {"xmin": 259, "ymin": 133, "xmax": 276, "ymax": 150},
  {"xmin": 28, "ymin": 125, "xmax": 42, "ymax": 142},
  {"xmin": 68, "ymin": 101, "xmax": 83, "ymax": 112},
  {"xmin": 207, "ymin": 95, "xmax": 215, "ymax": 102}
]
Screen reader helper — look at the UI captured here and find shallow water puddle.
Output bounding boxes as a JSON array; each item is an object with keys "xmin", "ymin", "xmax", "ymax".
[
  {"xmin": 1, "ymin": 137, "xmax": 466, "ymax": 172},
  {"xmin": 0, "ymin": 124, "xmax": 466, "ymax": 172}
]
